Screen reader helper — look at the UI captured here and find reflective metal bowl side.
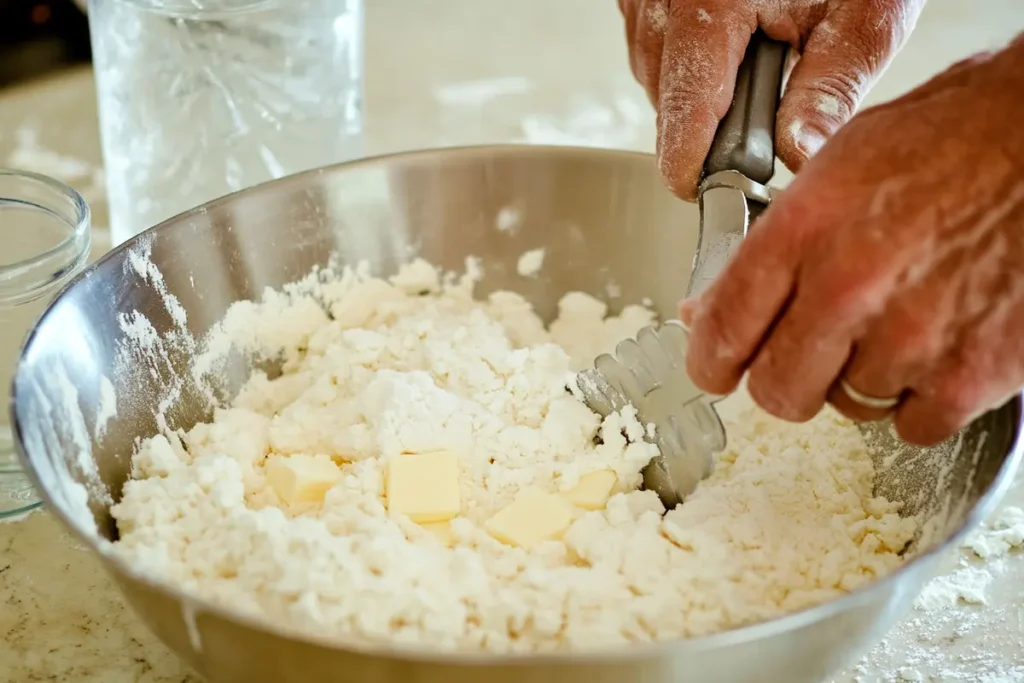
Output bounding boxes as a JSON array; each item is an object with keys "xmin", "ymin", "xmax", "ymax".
[{"xmin": 12, "ymin": 146, "xmax": 1024, "ymax": 683}]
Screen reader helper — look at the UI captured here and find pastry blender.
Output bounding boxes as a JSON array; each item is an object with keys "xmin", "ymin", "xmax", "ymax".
[{"xmin": 576, "ymin": 32, "xmax": 787, "ymax": 508}]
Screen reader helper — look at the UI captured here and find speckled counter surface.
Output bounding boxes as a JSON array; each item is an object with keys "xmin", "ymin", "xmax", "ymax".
[{"xmin": 1, "ymin": 2, "xmax": 1022, "ymax": 681}]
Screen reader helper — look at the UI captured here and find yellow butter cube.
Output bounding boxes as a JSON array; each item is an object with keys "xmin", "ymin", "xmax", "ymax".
[
  {"xmin": 386, "ymin": 451, "xmax": 461, "ymax": 523},
  {"xmin": 420, "ymin": 521, "xmax": 456, "ymax": 547},
  {"xmin": 484, "ymin": 488, "xmax": 575, "ymax": 549},
  {"xmin": 563, "ymin": 470, "xmax": 617, "ymax": 510},
  {"xmin": 265, "ymin": 453, "xmax": 343, "ymax": 504}
]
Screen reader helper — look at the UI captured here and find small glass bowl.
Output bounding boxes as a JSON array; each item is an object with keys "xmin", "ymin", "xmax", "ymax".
[{"xmin": 0, "ymin": 169, "xmax": 91, "ymax": 518}]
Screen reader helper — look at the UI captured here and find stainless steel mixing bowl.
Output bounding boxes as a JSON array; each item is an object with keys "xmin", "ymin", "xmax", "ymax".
[{"xmin": 11, "ymin": 145, "xmax": 1024, "ymax": 683}]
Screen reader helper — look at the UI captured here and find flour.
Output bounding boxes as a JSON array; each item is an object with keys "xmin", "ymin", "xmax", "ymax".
[
  {"xmin": 646, "ymin": 1, "xmax": 668, "ymax": 34},
  {"xmin": 914, "ymin": 565, "xmax": 992, "ymax": 609},
  {"xmin": 963, "ymin": 506, "xmax": 1024, "ymax": 560},
  {"xmin": 18, "ymin": 361, "xmax": 110, "ymax": 538},
  {"xmin": 817, "ymin": 93, "xmax": 843, "ymax": 118},
  {"xmin": 181, "ymin": 600, "xmax": 203, "ymax": 653},
  {"xmin": 495, "ymin": 206, "xmax": 522, "ymax": 234},
  {"xmin": 95, "ymin": 376, "xmax": 118, "ymax": 440},
  {"xmin": 112, "ymin": 237, "xmax": 200, "ymax": 418},
  {"xmin": 516, "ymin": 248, "xmax": 545, "ymax": 277},
  {"xmin": 111, "ymin": 259, "xmax": 916, "ymax": 652},
  {"xmin": 125, "ymin": 238, "xmax": 189, "ymax": 332},
  {"xmin": 839, "ymin": 505, "xmax": 1024, "ymax": 682}
]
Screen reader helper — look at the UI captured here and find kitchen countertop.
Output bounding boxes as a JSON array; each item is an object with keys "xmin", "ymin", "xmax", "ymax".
[{"xmin": 0, "ymin": 1, "xmax": 1022, "ymax": 681}]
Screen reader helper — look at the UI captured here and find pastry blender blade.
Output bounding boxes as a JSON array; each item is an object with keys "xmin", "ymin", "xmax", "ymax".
[{"xmin": 576, "ymin": 321, "xmax": 726, "ymax": 509}]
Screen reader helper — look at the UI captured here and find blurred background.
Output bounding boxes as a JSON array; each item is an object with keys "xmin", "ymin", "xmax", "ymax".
[
  {"xmin": 2, "ymin": 0, "xmax": 1018, "ymax": 254},
  {"xmin": 0, "ymin": 0, "xmax": 90, "ymax": 87}
]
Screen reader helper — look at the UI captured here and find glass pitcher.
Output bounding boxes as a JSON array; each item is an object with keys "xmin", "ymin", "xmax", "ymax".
[{"xmin": 87, "ymin": 0, "xmax": 365, "ymax": 246}]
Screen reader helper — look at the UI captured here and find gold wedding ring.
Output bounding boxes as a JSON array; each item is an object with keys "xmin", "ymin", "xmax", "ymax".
[{"xmin": 839, "ymin": 379, "xmax": 901, "ymax": 410}]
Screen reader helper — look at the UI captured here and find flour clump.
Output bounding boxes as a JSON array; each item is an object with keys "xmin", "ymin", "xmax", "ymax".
[{"xmin": 111, "ymin": 259, "xmax": 916, "ymax": 652}]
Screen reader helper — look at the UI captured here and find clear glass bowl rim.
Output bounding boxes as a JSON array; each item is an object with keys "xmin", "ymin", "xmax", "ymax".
[{"xmin": 0, "ymin": 169, "xmax": 92, "ymax": 308}]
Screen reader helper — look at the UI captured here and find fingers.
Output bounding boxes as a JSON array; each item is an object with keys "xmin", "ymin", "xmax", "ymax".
[
  {"xmin": 689, "ymin": 155, "xmax": 915, "ymax": 418},
  {"xmin": 826, "ymin": 291, "xmax": 946, "ymax": 421},
  {"xmin": 741, "ymin": 210, "xmax": 874, "ymax": 421},
  {"xmin": 657, "ymin": 2, "xmax": 755, "ymax": 200},
  {"xmin": 746, "ymin": 307, "xmax": 852, "ymax": 422},
  {"xmin": 623, "ymin": 0, "xmax": 669, "ymax": 106},
  {"xmin": 827, "ymin": 354, "xmax": 909, "ymax": 424},
  {"xmin": 775, "ymin": 1, "xmax": 922, "ymax": 170},
  {"xmin": 678, "ymin": 297, "xmax": 697, "ymax": 328},
  {"xmin": 894, "ymin": 357, "xmax": 1013, "ymax": 447},
  {"xmin": 894, "ymin": 260, "xmax": 1024, "ymax": 446},
  {"xmin": 684, "ymin": 197, "xmax": 808, "ymax": 396}
]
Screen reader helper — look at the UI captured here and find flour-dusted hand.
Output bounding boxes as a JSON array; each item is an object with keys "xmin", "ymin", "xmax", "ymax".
[
  {"xmin": 618, "ymin": 0, "xmax": 924, "ymax": 199},
  {"xmin": 680, "ymin": 35, "xmax": 1024, "ymax": 446}
]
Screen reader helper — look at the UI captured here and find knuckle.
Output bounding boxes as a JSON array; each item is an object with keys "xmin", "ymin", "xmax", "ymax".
[
  {"xmin": 855, "ymin": 301, "xmax": 939, "ymax": 375},
  {"xmin": 799, "ymin": 268, "xmax": 868, "ymax": 326},
  {"xmin": 882, "ymin": 314, "xmax": 942, "ymax": 368},
  {"xmin": 657, "ymin": 85, "xmax": 705, "ymax": 124},
  {"xmin": 836, "ymin": 0, "xmax": 909, "ymax": 67},
  {"xmin": 666, "ymin": 0, "xmax": 733, "ymax": 23},
  {"xmin": 805, "ymin": 72, "xmax": 863, "ymax": 121}
]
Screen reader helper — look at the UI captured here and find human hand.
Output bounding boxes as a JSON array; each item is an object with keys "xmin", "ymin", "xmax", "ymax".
[
  {"xmin": 618, "ymin": 0, "xmax": 925, "ymax": 200},
  {"xmin": 679, "ymin": 36, "xmax": 1024, "ymax": 446}
]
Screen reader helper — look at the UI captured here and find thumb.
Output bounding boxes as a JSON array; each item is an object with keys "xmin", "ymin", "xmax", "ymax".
[{"xmin": 775, "ymin": 3, "xmax": 920, "ymax": 170}]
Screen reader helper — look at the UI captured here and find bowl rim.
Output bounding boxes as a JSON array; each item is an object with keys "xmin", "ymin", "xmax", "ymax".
[{"xmin": 13, "ymin": 143, "xmax": 1024, "ymax": 664}]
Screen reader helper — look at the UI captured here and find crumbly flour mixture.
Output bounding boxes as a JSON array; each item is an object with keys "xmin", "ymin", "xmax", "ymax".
[{"xmin": 111, "ymin": 259, "xmax": 918, "ymax": 652}]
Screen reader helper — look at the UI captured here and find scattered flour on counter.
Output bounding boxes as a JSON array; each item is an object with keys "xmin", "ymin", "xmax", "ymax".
[
  {"xmin": 963, "ymin": 506, "xmax": 1024, "ymax": 560},
  {"xmin": 913, "ymin": 565, "xmax": 992, "ymax": 610},
  {"xmin": 516, "ymin": 248, "xmax": 545, "ymax": 277},
  {"xmin": 433, "ymin": 77, "xmax": 534, "ymax": 108},
  {"xmin": 839, "ymin": 505, "xmax": 1024, "ymax": 682},
  {"xmin": 6, "ymin": 124, "xmax": 106, "ymax": 203},
  {"xmin": 111, "ymin": 259, "xmax": 916, "ymax": 653}
]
